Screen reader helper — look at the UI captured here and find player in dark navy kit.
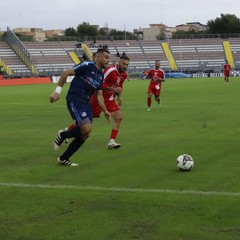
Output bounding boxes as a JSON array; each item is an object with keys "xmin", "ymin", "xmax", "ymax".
[{"xmin": 49, "ymin": 48, "xmax": 111, "ymax": 166}]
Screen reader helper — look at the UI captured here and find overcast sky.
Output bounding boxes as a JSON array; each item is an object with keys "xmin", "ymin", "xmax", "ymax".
[{"xmin": 1, "ymin": 0, "xmax": 239, "ymax": 32}]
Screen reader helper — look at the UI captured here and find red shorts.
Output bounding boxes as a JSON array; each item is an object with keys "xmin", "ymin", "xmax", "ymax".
[
  {"xmin": 148, "ymin": 82, "xmax": 161, "ymax": 97},
  {"xmin": 91, "ymin": 94, "xmax": 120, "ymax": 117},
  {"xmin": 224, "ymin": 71, "xmax": 230, "ymax": 77}
]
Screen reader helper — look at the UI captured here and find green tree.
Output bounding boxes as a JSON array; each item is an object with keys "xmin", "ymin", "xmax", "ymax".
[
  {"xmin": 76, "ymin": 22, "xmax": 98, "ymax": 37},
  {"xmin": 171, "ymin": 29, "xmax": 206, "ymax": 39},
  {"xmin": 109, "ymin": 29, "xmax": 135, "ymax": 40},
  {"xmin": 98, "ymin": 28, "xmax": 108, "ymax": 36},
  {"xmin": 207, "ymin": 14, "xmax": 240, "ymax": 33},
  {"xmin": 65, "ymin": 27, "xmax": 78, "ymax": 36},
  {"xmin": 156, "ymin": 33, "xmax": 166, "ymax": 40}
]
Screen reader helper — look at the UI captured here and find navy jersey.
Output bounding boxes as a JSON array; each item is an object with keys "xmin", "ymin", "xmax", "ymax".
[{"xmin": 66, "ymin": 61, "xmax": 104, "ymax": 103}]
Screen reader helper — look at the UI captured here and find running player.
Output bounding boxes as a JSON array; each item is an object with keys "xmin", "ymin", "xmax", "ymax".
[
  {"xmin": 91, "ymin": 55, "xmax": 130, "ymax": 149},
  {"xmin": 49, "ymin": 48, "xmax": 111, "ymax": 166},
  {"xmin": 144, "ymin": 60, "xmax": 165, "ymax": 111}
]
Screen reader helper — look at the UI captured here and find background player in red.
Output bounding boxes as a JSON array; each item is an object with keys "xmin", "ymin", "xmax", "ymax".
[
  {"xmin": 91, "ymin": 55, "xmax": 130, "ymax": 149},
  {"xmin": 223, "ymin": 59, "xmax": 231, "ymax": 84},
  {"xmin": 144, "ymin": 60, "xmax": 165, "ymax": 111}
]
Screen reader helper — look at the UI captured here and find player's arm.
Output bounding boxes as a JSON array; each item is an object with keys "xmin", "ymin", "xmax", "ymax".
[
  {"xmin": 102, "ymin": 82, "xmax": 122, "ymax": 94},
  {"xmin": 158, "ymin": 72, "xmax": 166, "ymax": 82},
  {"xmin": 158, "ymin": 77, "xmax": 165, "ymax": 82},
  {"xmin": 96, "ymin": 90, "xmax": 111, "ymax": 122},
  {"xmin": 49, "ymin": 68, "xmax": 75, "ymax": 103},
  {"xmin": 143, "ymin": 72, "xmax": 149, "ymax": 79}
]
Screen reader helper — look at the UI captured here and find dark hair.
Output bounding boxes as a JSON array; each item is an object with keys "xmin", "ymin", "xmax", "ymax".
[
  {"xmin": 96, "ymin": 48, "xmax": 110, "ymax": 55},
  {"xmin": 120, "ymin": 55, "xmax": 130, "ymax": 61}
]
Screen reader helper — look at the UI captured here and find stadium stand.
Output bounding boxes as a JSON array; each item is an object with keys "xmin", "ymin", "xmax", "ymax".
[
  {"xmin": 228, "ymin": 38, "xmax": 240, "ymax": 69},
  {"xmin": 1, "ymin": 30, "xmax": 239, "ymax": 78},
  {"xmin": 169, "ymin": 38, "xmax": 226, "ymax": 72},
  {"xmin": 139, "ymin": 40, "xmax": 168, "ymax": 70},
  {"xmin": 24, "ymin": 41, "xmax": 77, "ymax": 76},
  {"xmin": 0, "ymin": 42, "xmax": 31, "ymax": 77}
]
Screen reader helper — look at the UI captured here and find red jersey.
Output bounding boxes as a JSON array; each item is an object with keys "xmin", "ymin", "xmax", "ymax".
[
  {"xmin": 146, "ymin": 68, "xmax": 165, "ymax": 96},
  {"xmin": 102, "ymin": 65, "xmax": 128, "ymax": 99},
  {"xmin": 147, "ymin": 68, "xmax": 165, "ymax": 84},
  {"xmin": 223, "ymin": 63, "xmax": 231, "ymax": 72},
  {"xmin": 91, "ymin": 64, "xmax": 128, "ymax": 116}
]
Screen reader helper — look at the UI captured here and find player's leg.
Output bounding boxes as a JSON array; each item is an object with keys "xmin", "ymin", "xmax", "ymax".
[
  {"xmin": 227, "ymin": 72, "xmax": 230, "ymax": 84},
  {"xmin": 155, "ymin": 95, "xmax": 160, "ymax": 106},
  {"xmin": 147, "ymin": 84, "xmax": 154, "ymax": 111},
  {"xmin": 147, "ymin": 92, "xmax": 153, "ymax": 111},
  {"xmin": 61, "ymin": 94, "xmax": 102, "ymax": 144},
  {"xmin": 58, "ymin": 122, "xmax": 91, "ymax": 166},
  {"xmin": 108, "ymin": 110, "xmax": 122, "ymax": 149},
  {"xmin": 154, "ymin": 87, "xmax": 161, "ymax": 106},
  {"xmin": 104, "ymin": 99, "xmax": 121, "ymax": 149},
  {"xmin": 54, "ymin": 101, "xmax": 92, "ymax": 166}
]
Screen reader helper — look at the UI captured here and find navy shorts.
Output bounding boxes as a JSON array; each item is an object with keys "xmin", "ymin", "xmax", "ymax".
[{"xmin": 67, "ymin": 101, "xmax": 92, "ymax": 125}]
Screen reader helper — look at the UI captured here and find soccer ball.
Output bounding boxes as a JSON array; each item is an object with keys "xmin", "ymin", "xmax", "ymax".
[{"xmin": 176, "ymin": 154, "xmax": 194, "ymax": 171}]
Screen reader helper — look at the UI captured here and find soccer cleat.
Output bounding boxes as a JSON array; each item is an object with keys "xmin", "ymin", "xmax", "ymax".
[
  {"xmin": 147, "ymin": 107, "xmax": 151, "ymax": 111},
  {"xmin": 57, "ymin": 157, "xmax": 78, "ymax": 166},
  {"xmin": 108, "ymin": 139, "xmax": 121, "ymax": 149},
  {"xmin": 54, "ymin": 130, "xmax": 65, "ymax": 151}
]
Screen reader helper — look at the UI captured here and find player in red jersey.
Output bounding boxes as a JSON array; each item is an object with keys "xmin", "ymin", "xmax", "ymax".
[
  {"xmin": 144, "ymin": 60, "xmax": 165, "ymax": 111},
  {"xmin": 91, "ymin": 55, "xmax": 130, "ymax": 149},
  {"xmin": 223, "ymin": 60, "xmax": 231, "ymax": 84}
]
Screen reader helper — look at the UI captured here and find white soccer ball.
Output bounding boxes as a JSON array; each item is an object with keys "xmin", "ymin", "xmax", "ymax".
[{"xmin": 176, "ymin": 154, "xmax": 194, "ymax": 171}]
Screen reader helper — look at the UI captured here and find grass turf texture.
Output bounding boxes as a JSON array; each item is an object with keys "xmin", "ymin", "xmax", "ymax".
[{"xmin": 0, "ymin": 77, "xmax": 240, "ymax": 239}]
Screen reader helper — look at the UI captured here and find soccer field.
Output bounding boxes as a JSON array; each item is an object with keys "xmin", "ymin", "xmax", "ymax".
[{"xmin": 1, "ymin": 77, "xmax": 240, "ymax": 240}]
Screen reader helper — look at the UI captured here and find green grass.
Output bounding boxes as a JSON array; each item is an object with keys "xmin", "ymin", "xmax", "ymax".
[{"xmin": 1, "ymin": 77, "xmax": 240, "ymax": 240}]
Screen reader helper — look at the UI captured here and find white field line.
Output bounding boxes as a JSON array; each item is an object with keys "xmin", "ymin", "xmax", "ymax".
[{"xmin": 0, "ymin": 182, "xmax": 240, "ymax": 197}]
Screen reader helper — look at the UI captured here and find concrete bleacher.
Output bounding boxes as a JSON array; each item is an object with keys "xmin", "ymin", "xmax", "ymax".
[
  {"xmin": 170, "ymin": 38, "xmax": 226, "ymax": 71},
  {"xmin": 86, "ymin": 40, "xmax": 165, "ymax": 71},
  {"xmin": 24, "ymin": 41, "xmax": 77, "ymax": 75},
  {"xmin": 86, "ymin": 40, "xmax": 149, "ymax": 71},
  {"xmin": 1, "ymin": 37, "xmax": 239, "ymax": 77},
  {"xmin": 139, "ymin": 40, "xmax": 168, "ymax": 70},
  {"xmin": 115, "ymin": 40, "xmax": 150, "ymax": 71},
  {"xmin": 228, "ymin": 38, "xmax": 240, "ymax": 69},
  {"xmin": 0, "ymin": 42, "xmax": 31, "ymax": 76}
]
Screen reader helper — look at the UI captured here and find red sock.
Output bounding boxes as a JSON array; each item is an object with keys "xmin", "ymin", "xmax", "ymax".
[
  {"xmin": 68, "ymin": 123, "xmax": 75, "ymax": 130},
  {"xmin": 110, "ymin": 129, "xmax": 118, "ymax": 140},
  {"xmin": 147, "ymin": 97, "xmax": 151, "ymax": 107}
]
